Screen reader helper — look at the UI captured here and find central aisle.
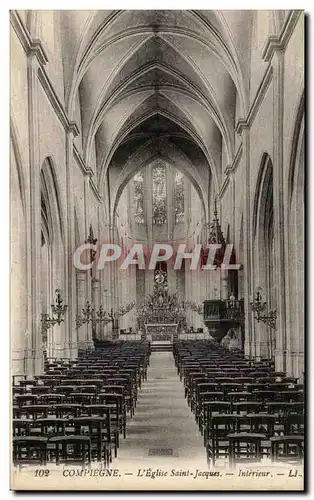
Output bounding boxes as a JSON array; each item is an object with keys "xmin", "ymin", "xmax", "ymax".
[{"xmin": 115, "ymin": 351, "xmax": 207, "ymax": 467}]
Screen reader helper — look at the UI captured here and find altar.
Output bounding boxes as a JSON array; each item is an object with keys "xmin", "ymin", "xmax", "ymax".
[
  {"xmin": 136, "ymin": 281, "xmax": 186, "ymax": 345},
  {"xmin": 145, "ymin": 323, "xmax": 178, "ymax": 343}
]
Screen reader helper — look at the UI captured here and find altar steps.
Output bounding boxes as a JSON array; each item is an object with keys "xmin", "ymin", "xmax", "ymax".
[{"xmin": 151, "ymin": 342, "xmax": 173, "ymax": 352}]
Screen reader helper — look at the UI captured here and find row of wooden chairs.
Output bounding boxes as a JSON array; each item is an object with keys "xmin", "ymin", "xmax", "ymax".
[
  {"xmin": 173, "ymin": 340, "xmax": 304, "ymax": 467},
  {"xmin": 12, "ymin": 341, "xmax": 151, "ymax": 467}
]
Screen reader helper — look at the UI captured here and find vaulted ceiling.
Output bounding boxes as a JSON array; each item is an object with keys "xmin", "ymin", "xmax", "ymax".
[{"xmin": 57, "ymin": 10, "xmax": 282, "ymax": 218}]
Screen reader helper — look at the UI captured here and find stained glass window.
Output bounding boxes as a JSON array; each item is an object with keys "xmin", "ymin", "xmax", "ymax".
[
  {"xmin": 175, "ymin": 171, "xmax": 184, "ymax": 223},
  {"xmin": 133, "ymin": 171, "xmax": 144, "ymax": 224},
  {"xmin": 152, "ymin": 162, "xmax": 167, "ymax": 225}
]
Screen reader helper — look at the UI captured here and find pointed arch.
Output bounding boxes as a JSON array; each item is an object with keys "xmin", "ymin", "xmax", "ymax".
[
  {"xmin": 98, "ymin": 109, "xmax": 220, "ymax": 198},
  {"xmin": 74, "ymin": 207, "xmax": 82, "ymax": 247},
  {"xmin": 252, "ymin": 152, "xmax": 273, "ymax": 239},
  {"xmin": 288, "ymin": 90, "xmax": 304, "ymax": 207},
  {"xmin": 252, "ymin": 153, "xmax": 274, "ymax": 359},
  {"xmin": 40, "ymin": 157, "xmax": 65, "ymax": 244},
  {"xmin": 10, "ymin": 115, "xmax": 26, "ymax": 215},
  {"xmin": 111, "ymin": 137, "xmax": 208, "ymax": 222},
  {"xmin": 286, "ymin": 92, "xmax": 304, "ymax": 378}
]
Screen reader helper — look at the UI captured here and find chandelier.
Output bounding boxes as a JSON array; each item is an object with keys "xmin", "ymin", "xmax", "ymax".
[
  {"xmin": 201, "ymin": 198, "xmax": 226, "ymax": 268},
  {"xmin": 41, "ymin": 289, "xmax": 68, "ymax": 338},
  {"xmin": 76, "ymin": 301, "xmax": 135, "ymax": 329},
  {"xmin": 249, "ymin": 287, "xmax": 277, "ymax": 330}
]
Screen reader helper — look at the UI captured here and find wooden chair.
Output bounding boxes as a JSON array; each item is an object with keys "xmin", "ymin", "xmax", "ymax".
[
  {"xmin": 228, "ymin": 433, "xmax": 266, "ymax": 467},
  {"xmin": 267, "ymin": 402, "xmax": 304, "ymax": 415},
  {"xmin": 13, "ymin": 419, "xmax": 34, "ymax": 437},
  {"xmin": 54, "ymin": 404, "xmax": 82, "ymax": 418},
  {"xmin": 98, "ymin": 393, "xmax": 125, "ymax": 440},
  {"xmin": 48, "ymin": 435, "xmax": 91, "ymax": 466},
  {"xmin": 232, "ymin": 401, "xmax": 264, "ymax": 415},
  {"xmin": 247, "ymin": 413, "xmax": 277, "ymax": 438},
  {"xmin": 85, "ymin": 405, "xmax": 119, "ymax": 459},
  {"xmin": 207, "ymin": 415, "xmax": 238, "ymax": 466},
  {"xmin": 13, "ymin": 404, "xmax": 50, "ymax": 420},
  {"xmin": 195, "ymin": 383, "xmax": 219, "ymax": 424},
  {"xmin": 69, "ymin": 392, "xmax": 96, "ymax": 405},
  {"xmin": 38, "ymin": 393, "xmax": 65, "ymax": 405},
  {"xmin": 270, "ymin": 436, "xmax": 304, "ymax": 463},
  {"xmin": 14, "ymin": 394, "xmax": 38, "ymax": 407},
  {"xmin": 251, "ymin": 390, "xmax": 279, "ymax": 402},
  {"xmin": 30, "ymin": 386, "xmax": 51, "ymax": 395},
  {"xmin": 227, "ymin": 391, "xmax": 251, "ymax": 403},
  {"xmin": 283, "ymin": 414, "xmax": 304, "ymax": 436},
  {"xmin": 12, "ymin": 386, "xmax": 25, "ymax": 395},
  {"xmin": 72, "ymin": 416, "xmax": 112, "ymax": 465},
  {"xmin": 281, "ymin": 391, "xmax": 304, "ymax": 403},
  {"xmin": 36, "ymin": 418, "xmax": 69, "ymax": 437},
  {"xmin": 203, "ymin": 401, "xmax": 231, "ymax": 444},
  {"xmin": 13, "ymin": 437, "xmax": 48, "ymax": 466}
]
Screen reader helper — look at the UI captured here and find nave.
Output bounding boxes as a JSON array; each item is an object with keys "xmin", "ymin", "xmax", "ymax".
[
  {"xmin": 10, "ymin": 9, "xmax": 304, "ymax": 490},
  {"xmin": 115, "ymin": 351, "xmax": 207, "ymax": 467},
  {"xmin": 12, "ymin": 339, "xmax": 304, "ymax": 473}
]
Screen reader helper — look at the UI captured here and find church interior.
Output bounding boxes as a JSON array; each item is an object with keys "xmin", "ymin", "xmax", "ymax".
[{"xmin": 10, "ymin": 10, "xmax": 304, "ymax": 471}]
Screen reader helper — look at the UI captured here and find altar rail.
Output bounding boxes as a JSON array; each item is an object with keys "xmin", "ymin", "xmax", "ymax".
[{"xmin": 119, "ymin": 332, "xmax": 209, "ymax": 341}]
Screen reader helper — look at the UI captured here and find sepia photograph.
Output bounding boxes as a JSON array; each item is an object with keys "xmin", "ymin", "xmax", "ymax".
[{"xmin": 9, "ymin": 8, "xmax": 304, "ymax": 491}]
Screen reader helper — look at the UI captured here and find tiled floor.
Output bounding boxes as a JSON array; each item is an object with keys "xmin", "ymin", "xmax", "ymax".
[{"xmin": 115, "ymin": 351, "xmax": 207, "ymax": 468}]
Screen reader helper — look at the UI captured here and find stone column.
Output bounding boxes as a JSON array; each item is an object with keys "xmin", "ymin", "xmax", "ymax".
[
  {"xmin": 102, "ymin": 283, "xmax": 111, "ymax": 340},
  {"xmin": 105, "ymin": 223, "xmax": 119, "ymax": 339},
  {"xmin": 65, "ymin": 128, "xmax": 78, "ymax": 359},
  {"xmin": 238, "ymin": 126, "xmax": 254, "ymax": 359},
  {"xmin": 27, "ymin": 53, "xmax": 43, "ymax": 376},
  {"xmin": 144, "ymin": 165, "xmax": 154, "ymax": 296},
  {"xmin": 91, "ymin": 278, "xmax": 100, "ymax": 340},
  {"xmin": 145, "ymin": 165, "xmax": 153, "ymax": 249},
  {"xmin": 83, "ymin": 176, "xmax": 94, "ymax": 351},
  {"xmin": 11, "ymin": 141, "xmax": 29, "ymax": 375},
  {"xmin": 167, "ymin": 168, "xmax": 174, "ymax": 243},
  {"xmin": 76, "ymin": 270, "xmax": 88, "ymax": 351},
  {"xmin": 272, "ymin": 50, "xmax": 287, "ymax": 373},
  {"xmin": 101, "ymin": 223, "xmax": 111, "ymax": 340}
]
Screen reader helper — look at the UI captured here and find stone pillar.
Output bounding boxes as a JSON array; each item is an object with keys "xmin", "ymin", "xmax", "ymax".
[
  {"xmin": 144, "ymin": 165, "xmax": 155, "ymax": 296},
  {"xmin": 91, "ymin": 278, "xmax": 100, "ymax": 340},
  {"xmin": 254, "ymin": 323, "xmax": 271, "ymax": 361},
  {"xmin": 102, "ymin": 282, "xmax": 111, "ymax": 340},
  {"xmin": 238, "ymin": 127, "xmax": 254, "ymax": 359},
  {"xmin": 101, "ymin": 223, "xmax": 111, "ymax": 340},
  {"xmin": 191, "ymin": 270, "xmax": 201, "ymax": 329},
  {"xmin": 272, "ymin": 50, "xmax": 287, "ymax": 373},
  {"xmin": 105, "ymin": 223, "xmax": 118, "ymax": 339},
  {"xmin": 10, "ymin": 143, "xmax": 28, "ymax": 375},
  {"xmin": 65, "ymin": 128, "xmax": 78, "ymax": 359},
  {"xmin": 167, "ymin": 168, "xmax": 174, "ymax": 242},
  {"xmin": 83, "ymin": 176, "xmax": 94, "ymax": 351},
  {"xmin": 76, "ymin": 270, "xmax": 88, "ymax": 351},
  {"xmin": 131, "ymin": 265, "xmax": 137, "ymax": 331},
  {"xmin": 27, "ymin": 53, "xmax": 43, "ymax": 376},
  {"xmin": 145, "ymin": 165, "xmax": 153, "ymax": 249}
]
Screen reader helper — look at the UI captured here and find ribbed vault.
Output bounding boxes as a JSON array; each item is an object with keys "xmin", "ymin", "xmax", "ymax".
[{"xmin": 58, "ymin": 10, "xmax": 262, "ymax": 217}]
